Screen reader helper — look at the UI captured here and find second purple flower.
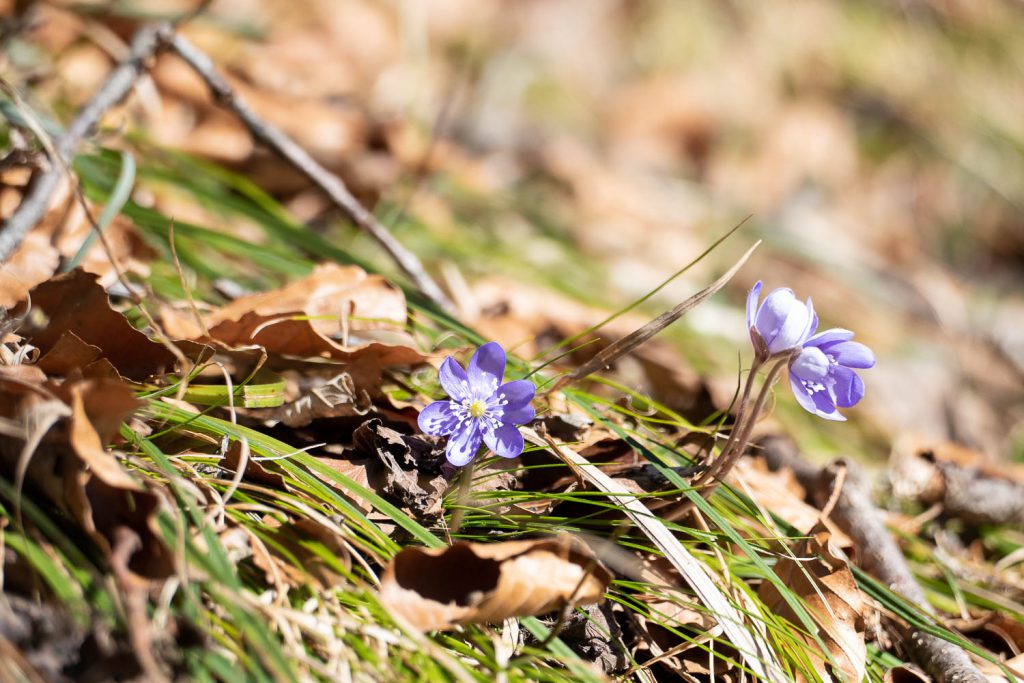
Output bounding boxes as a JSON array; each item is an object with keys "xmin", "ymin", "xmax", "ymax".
[{"xmin": 418, "ymin": 341, "xmax": 536, "ymax": 466}]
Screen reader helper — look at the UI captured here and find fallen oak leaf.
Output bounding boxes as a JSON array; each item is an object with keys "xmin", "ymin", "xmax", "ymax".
[{"xmin": 379, "ymin": 535, "xmax": 611, "ymax": 631}]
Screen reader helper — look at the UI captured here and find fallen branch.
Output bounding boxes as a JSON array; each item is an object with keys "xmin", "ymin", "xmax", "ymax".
[
  {"xmin": 0, "ymin": 24, "xmax": 168, "ymax": 262},
  {"xmin": 163, "ymin": 32, "xmax": 455, "ymax": 314},
  {"xmin": 890, "ymin": 444, "xmax": 1024, "ymax": 527},
  {"xmin": 761, "ymin": 436, "xmax": 987, "ymax": 683}
]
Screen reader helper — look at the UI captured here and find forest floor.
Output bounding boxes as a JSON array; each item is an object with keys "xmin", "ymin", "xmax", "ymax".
[{"xmin": 1, "ymin": 1, "xmax": 1024, "ymax": 682}]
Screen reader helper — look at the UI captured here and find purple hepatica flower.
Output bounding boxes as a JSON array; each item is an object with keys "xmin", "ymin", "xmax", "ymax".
[
  {"xmin": 417, "ymin": 342, "xmax": 536, "ymax": 466},
  {"xmin": 789, "ymin": 329, "xmax": 876, "ymax": 421},
  {"xmin": 746, "ymin": 281, "xmax": 818, "ymax": 359}
]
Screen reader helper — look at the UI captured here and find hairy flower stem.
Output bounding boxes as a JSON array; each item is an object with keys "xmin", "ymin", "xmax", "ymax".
[
  {"xmin": 667, "ymin": 355, "xmax": 790, "ymax": 521},
  {"xmin": 712, "ymin": 356, "xmax": 764, "ymax": 465},
  {"xmin": 447, "ymin": 458, "xmax": 477, "ymax": 536}
]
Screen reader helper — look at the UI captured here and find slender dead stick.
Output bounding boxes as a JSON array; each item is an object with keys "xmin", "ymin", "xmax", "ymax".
[
  {"xmin": 761, "ymin": 437, "xmax": 987, "ymax": 683},
  {"xmin": 163, "ymin": 32, "xmax": 454, "ymax": 314},
  {"xmin": 547, "ymin": 241, "xmax": 760, "ymax": 394},
  {"xmin": 0, "ymin": 24, "xmax": 168, "ymax": 262}
]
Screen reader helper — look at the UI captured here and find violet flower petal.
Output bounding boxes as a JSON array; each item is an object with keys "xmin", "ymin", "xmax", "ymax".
[
  {"xmin": 484, "ymin": 422, "xmax": 525, "ymax": 459},
  {"xmin": 805, "ymin": 328, "xmax": 855, "ymax": 347},
  {"xmin": 802, "ymin": 298, "xmax": 818, "ymax": 340},
  {"xmin": 439, "ymin": 356, "xmax": 471, "ymax": 402},
  {"xmin": 496, "ymin": 379, "xmax": 536, "ymax": 410},
  {"xmin": 790, "ymin": 347, "xmax": 829, "ymax": 382},
  {"xmin": 446, "ymin": 420, "xmax": 484, "ymax": 466},
  {"xmin": 832, "ymin": 366, "xmax": 865, "ymax": 408},
  {"xmin": 500, "ymin": 403, "xmax": 535, "ymax": 425},
  {"xmin": 823, "ymin": 341, "xmax": 876, "ymax": 369},
  {"xmin": 789, "ymin": 374, "xmax": 847, "ymax": 422},
  {"xmin": 746, "ymin": 281, "xmax": 762, "ymax": 330},
  {"xmin": 418, "ymin": 400, "xmax": 458, "ymax": 436},
  {"xmin": 468, "ymin": 341, "xmax": 506, "ymax": 393},
  {"xmin": 767, "ymin": 296, "xmax": 813, "ymax": 354},
  {"xmin": 755, "ymin": 287, "xmax": 797, "ymax": 349}
]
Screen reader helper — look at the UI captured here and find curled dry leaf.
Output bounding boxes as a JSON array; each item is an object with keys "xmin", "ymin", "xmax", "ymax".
[
  {"xmin": 0, "ymin": 369, "xmax": 172, "ymax": 579},
  {"xmin": 730, "ymin": 456, "xmax": 851, "ymax": 544},
  {"xmin": 220, "ymin": 438, "xmax": 286, "ymax": 489},
  {"xmin": 248, "ymin": 518, "xmax": 353, "ymax": 591},
  {"xmin": 978, "ymin": 653, "xmax": 1024, "ymax": 682},
  {"xmin": 353, "ymin": 419, "xmax": 447, "ymax": 520},
  {"xmin": 19, "ymin": 269, "xmax": 177, "ymax": 382},
  {"xmin": 171, "ymin": 264, "xmax": 423, "ymax": 390},
  {"xmin": 884, "ymin": 665, "xmax": 931, "ymax": 683},
  {"xmin": 758, "ymin": 525, "xmax": 867, "ymax": 683},
  {"xmin": 379, "ymin": 535, "xmax": 611, "ymax": 631}
]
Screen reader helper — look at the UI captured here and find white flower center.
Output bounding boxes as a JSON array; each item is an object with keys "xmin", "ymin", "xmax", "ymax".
[
  {"xmin": 468, "ymin": 399, "xmax": 487, "ymax": 418},
  {"xmin": 451, "ymin": 393, "xmax": 508, "ymax": 431}
]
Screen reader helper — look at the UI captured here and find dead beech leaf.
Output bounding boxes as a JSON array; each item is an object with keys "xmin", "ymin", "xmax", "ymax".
[
  {"xmin": 249, "ymin": 518, "xmax": 353, "ymax": 590},
  {"xmin": 758, "ymin": 525, "xmax": 867, "ymax": 683},
  {"xmin": 730, "ymin": 457, "xmax": 850, "ymax": 544},
  {"xmin": 180, "ymin": 264, "xmax": 423, "ymax": 387},
  {"xmin": 978, "ymin": 652, "xmax": 1024, "ymax": 682},
  {"xmin": 379, "ymin": 535, "xmax": 610, "ymax": 631},
  {"xmin": 221, "ymin": 438, "xmax": 286, "ymax": 489},
  {"xmin": 0, "ymin": 371, "xmax": 172, "ymax": 579},
  {"xmin": 20, "ymin": 270, "xmax": 177, "ymax": 381}
]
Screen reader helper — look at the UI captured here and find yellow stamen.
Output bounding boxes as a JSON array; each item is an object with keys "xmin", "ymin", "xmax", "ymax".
[{"xmin": 468, "ymin": 399, "xmax": 487, "ymax": 418}]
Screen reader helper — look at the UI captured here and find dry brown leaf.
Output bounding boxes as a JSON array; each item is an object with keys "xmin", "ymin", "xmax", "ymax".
[
  {"xmin": 0, "ymin": 169, "xmax": 151, "ymax": 309},
  {"xmin": 0, "ymin": 231, "xmax": 61, "ymax": 309},
  {"xmin": 979, "ymin": 653, "xmax": 1024, "ymax": 682},
  {"xmin": 353, "ymin": 419, "xmax": 447, "ymax": 520},
  {"xmin": 221, "ymin": 438, "xmax": 286, "ymax": 489},
  {"xmin": 204, "ymin": 263, "xmax": 405, "ymax": 334},
  {"xmin": 19, "ymin": 269, "xmax": 177, "ymax": 381},
  {"xmin": 730, "ymin": 457, "xmax": 851, "ymax": 544},
  {"xmin": 758, "ymin": 525, "xmax": 867, "ymax": 683},
  {"xmin": 0, "ymin": 370, "xmax": 172, "ymax": 579},
  {"xmin": 180, "ymin": 264, "xmax": 423, "ymax": 389},
  {"xmin": 249, "ymin": 518, "xmax": 352, "ymax": 591},
  {"xmin": 379, "ymin": 535, "xmax": 610, "ymax": 631},
  {"xmin": 311, "ymin": 456, "xmax": 373, "ymax": 513}
]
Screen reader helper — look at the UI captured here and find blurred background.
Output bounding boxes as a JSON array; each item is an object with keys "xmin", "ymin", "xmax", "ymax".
[{"xmin": 3, "ymin": 0, "xmax": 1023, "ymax": 460}]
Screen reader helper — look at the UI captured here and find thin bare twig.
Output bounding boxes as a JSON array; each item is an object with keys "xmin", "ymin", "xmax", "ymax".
[
  {"xmin": 163, "ymin": 32, "xmax": 455, "ymax": 314},
  {"xmin": 547, "ymin": 241, "xmax": 760, "ymax": 394},
  {"xmin": 0, "ymin": 23, "xmax": 168, "ymax": 262}
]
